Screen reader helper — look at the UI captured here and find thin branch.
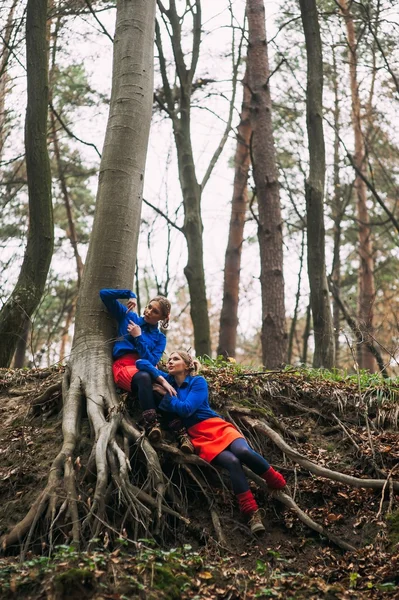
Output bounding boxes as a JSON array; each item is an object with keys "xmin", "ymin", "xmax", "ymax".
[
  {"xmin": 154, "ymin": 18, "xmax": 175, "ymax": 114},
  {"xmin": 50, "ymin": 103, "xmax": 102, "ymax": 158},
  {"xmin": 200, "ymin": 4, "xmax": 244, "ymax": 190},
  {"xmin": 360, "ymin": 2, "xmax": 399, "ymax": 94},
  {"xmin": 142, "ymin": 198, "xmax": 183, "ymax": 233},
  {"xmin": 325, "ymin": 116, "xmax": 399, "ymax": 234},
  {"xmin": 84, "ymin": 0, "xmax": 114, "ymax": 42},
  {"xmin": 188, "ymin": 0, "xmax": 201, "ymax": 81},
  {"xmin": 327, "ymin": 276, "xmax": 388, "ymax": 377}
]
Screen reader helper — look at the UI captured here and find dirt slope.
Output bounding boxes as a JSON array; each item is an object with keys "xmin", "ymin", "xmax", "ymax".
[{"xmin": 0, "ymin": 365, "xmax": 398, "ymax": 599}]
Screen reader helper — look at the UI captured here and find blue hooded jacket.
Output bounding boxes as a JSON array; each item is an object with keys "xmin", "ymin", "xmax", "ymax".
[{"xmin": 99, "ymin": 289, "xmax": 166, "ymax": 363}]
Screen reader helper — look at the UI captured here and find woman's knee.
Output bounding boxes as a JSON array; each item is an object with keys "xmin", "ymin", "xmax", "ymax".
[
  {"xmin": 233, "ymin": 445, "xmax": 254, "ymax": 463},
  {"xmin": 131, "ymin": 371, "xmax": 152, "ymax": 389},
  {"xmin": 222, "ymin": 453, "xmax": 242, "ymax": 472}
]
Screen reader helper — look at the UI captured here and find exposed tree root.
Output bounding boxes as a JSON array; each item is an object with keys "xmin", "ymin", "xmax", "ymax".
[
  {"xmin": 30, "ymin": 381, "xmax": 62, "ymax": 415},
  {"xmin": 3, "ymin": 368, "xmax": 398, "ymax": 557},
  {"xmin": 243, "ymin": 468, "xmax": 356, "ymax": 552},
  {"xmin": 239, "ymin": 414, "xmax": 399, "ymax": 493}
]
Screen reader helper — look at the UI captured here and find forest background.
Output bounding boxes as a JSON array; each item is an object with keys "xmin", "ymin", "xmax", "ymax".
[
  {"xmin": 0, "ymin": 0, "xmax": 399, "ymax": 373},
  {"xmin": 1, "ymin": 2, "xmax": 399, "ymax": 596}
]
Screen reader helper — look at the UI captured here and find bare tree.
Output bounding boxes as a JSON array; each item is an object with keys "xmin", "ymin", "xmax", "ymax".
[
  {"xmin": 246, "ymin": 0, "xmax": 286, "ymax": 369},
  {"xmin": 338, "ymin": 0, "xmax": 376, "ymax": 372},
  {"xmin": 0, "ymin": 0, "xmax": 54, "ymax": 368},
  {"xmin": 299, "ymin": 0, "xmax": 335, "ymax": 368},
  {"xmin": 154, "ymin": 1, "xmax": 241, "ymax": 357},
  {"xmin": 218, "ymin": 69, "xmax": 251, "ymax": 359},
  {"xmin": 0, "ymin": 0, "xmax": 19, "ymax": 159}
]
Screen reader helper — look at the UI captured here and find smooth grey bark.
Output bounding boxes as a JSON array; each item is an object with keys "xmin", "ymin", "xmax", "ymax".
[
  {"xmin": 1, "ymin": 0, "xmax": 159, "ymax": 551},
  {"xmin": 0, "ymin": 0, "xmax": 54, "ymax": 367},
  {"xmin": 246, "ymin": 0, "xmax": 287, "ymax": 369},
  {"xmin": 299, "ymin": 0, "xmax": 335, "ymax": 368},
  {"xmin": 74, "ymin": 0, "xmax": 155, "ymax": 345}
]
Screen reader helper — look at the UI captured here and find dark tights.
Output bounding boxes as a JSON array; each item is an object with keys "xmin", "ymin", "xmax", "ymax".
[
  {"xmin": 212, "ymin": 438, "xmax": 270, "ymax": 494},
  {"xmin": 131, "ymin": 372, "xmax": 183, "ymax": 430},
  {"xmin": 131, "ymin": 371, "xmax": 155, "ymax": 411}
]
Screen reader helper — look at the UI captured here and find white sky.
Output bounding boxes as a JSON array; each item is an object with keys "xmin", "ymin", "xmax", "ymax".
[{"xmin": 2, "ymin": 0, "xmax": 398, "ymax": 360}]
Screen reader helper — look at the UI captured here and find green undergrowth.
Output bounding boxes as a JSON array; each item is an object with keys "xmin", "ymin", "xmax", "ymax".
[
  {"xmin": 198, "ymin": 358, "xmax": 399, "ymax": 413},
  {"xmin": 0, "ymin": 542, "xmax": 397, "ymax": 600}
]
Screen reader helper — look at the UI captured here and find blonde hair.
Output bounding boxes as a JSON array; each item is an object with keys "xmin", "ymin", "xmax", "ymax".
[
  {"xmin": 149, "ymin": 296, "xmax": 171, "ymax": 329},
  {"xmin": 172, "ymin": 350, "xmax": 200, "ymax": 374}
]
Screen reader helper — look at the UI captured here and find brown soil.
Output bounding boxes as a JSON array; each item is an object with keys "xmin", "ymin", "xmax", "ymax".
[{"xmin": 0, "ymin": 366, "xmax": 398, "ymax": 599}]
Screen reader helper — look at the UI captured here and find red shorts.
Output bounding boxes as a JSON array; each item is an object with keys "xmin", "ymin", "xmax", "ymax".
[
  {"xmin": 112, "ymin": 353, "xmax": 139, "ymax": 392},
  {"xmin": 188, "ymin": 417, "xmax": 244, "ymax": 463}
]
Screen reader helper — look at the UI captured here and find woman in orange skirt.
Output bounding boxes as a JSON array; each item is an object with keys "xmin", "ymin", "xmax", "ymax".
[{"xmin": 136, "ymin": 351, "xmax": 286, "ymax": 534}]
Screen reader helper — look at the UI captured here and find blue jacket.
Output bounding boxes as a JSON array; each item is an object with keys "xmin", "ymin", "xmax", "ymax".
[
  {"xmin": 99, "ymin": 289, "xmax": 166, "ymax": 363},
  {"xmin": 136, "ymin": 359, "xmax": 220, "ymax": 429}
]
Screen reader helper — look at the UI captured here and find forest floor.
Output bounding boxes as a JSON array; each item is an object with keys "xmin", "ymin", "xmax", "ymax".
[{"xmin": 0, "ymin": 364, "xmax": 398, "ymax": 599}]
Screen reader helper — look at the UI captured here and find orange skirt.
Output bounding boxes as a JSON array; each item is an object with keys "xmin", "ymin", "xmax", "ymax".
[
  {"xmin": 188, "ymin": 417, "xmax": 244, "ymax": 463},
  {"xmin": 112, "ymin": 353, "xmax": 139, "ymax": 392}
]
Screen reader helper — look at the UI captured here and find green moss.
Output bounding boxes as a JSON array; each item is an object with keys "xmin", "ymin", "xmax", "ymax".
[
  {"xmin": 53, "ymin": 568, "xmax": 95, "ymax": 599},
  {"xmin": 387, "ymin": 509, "xmax": 399, "ymax": 549},
  {"xmin": 153, "ymin": 564, "xmax": 190, "ymax": 599}
]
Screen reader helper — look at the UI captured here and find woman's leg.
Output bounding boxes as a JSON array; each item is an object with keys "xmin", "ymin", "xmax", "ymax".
[
  {"xmin": 228, "ymin": 438, "xmax": 286, "ymax": 489},
  {"xmin": 212, "ymin": 450, "xmax": 250, "ymax": 494},
  {"xmin": 131, "ymin": 372, "xmax": 161, "ymax": 442},
  {"xmin": 212, "ymin": 450, "xmax": 264, "ymax": 533}
]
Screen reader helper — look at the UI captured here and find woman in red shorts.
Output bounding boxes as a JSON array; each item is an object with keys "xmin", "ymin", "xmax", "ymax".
[
  {"xmin": 99, "ymin": 289, "xmax": 193, "ymax": 452},
  {"xmin": 136, "ymin": 350, "xmax": 286, "ymax": 534}
]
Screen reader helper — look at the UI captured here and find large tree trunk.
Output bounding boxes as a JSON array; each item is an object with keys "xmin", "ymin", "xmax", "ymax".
[
  {"xmin": 299, "ymin": 0, "xmax": 335, "ymax": 369},
  {"xmin": 217, "ymin": 71, "xmax": 251, "ymax": 359},
  {"xmin": 338, "ymin": 0, "xmax": 376, "ymax": 372},
  {"xmin": 246, "ymin": 0, "xmax": 286, "ymax": 369},
  {"xmin": 1, "ymin": 0, "xmax": 158, "ymax": 551},
  {"xmin": 0, "ymin": 0, "xmax": 54, "ymax": 368}
]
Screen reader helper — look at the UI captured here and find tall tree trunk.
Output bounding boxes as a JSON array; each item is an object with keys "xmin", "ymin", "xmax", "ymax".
[
  {"xmin": 155, "ymin": 1, "xmax": 240, "ymax": 357},
  {"xmin": 246, "ymin": 0, "xmax": 286, "ymax": 369},
  {"xmin": 218, "ymin": 70, "xmax": 251, "ymax": 359},
  {"xmin": 299, "ymin": 0, "xmax": 335, "ymax": 368},
  {"xmin": 287, "ymin": 230, "xmax": 305, "ymax": 365},
  {"xmin": 302, "ymin": 303, "xmax": 311, "ymax": 365},
  {"xmin": 331, "ymin": 45, "xmax": 343, "ymax": 364},
  {"xmin": 338, "ymin": 0, "xmax": 376, "ymax": 372},
  {"xmin": 156, "ymin": 2, "xmax": 211, "ymax": 356},
  {"xmin": 2, "ymin": 0, "xmax": 158, "ymax": 552},
  {"xmin": 0, "ymin": 0, "xmax": 54, "ymax": 367},
  {"xmin": 59, "ymin": 300, "xmax": 75, "ymax": 363},
  {"xmin": 12, "ymin": 320, "xmax": 31, "ymax": 368},
  {"xmin": 173, "ymin": 105, "xmax": 211, "ymax": 357},
  {"xmin": 49, "ymin": 16, "xmax": 84, "ymax": 287},
  {"xmin": 0, "ymin": 0, "xmax": 18, "ymax": 159}
]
